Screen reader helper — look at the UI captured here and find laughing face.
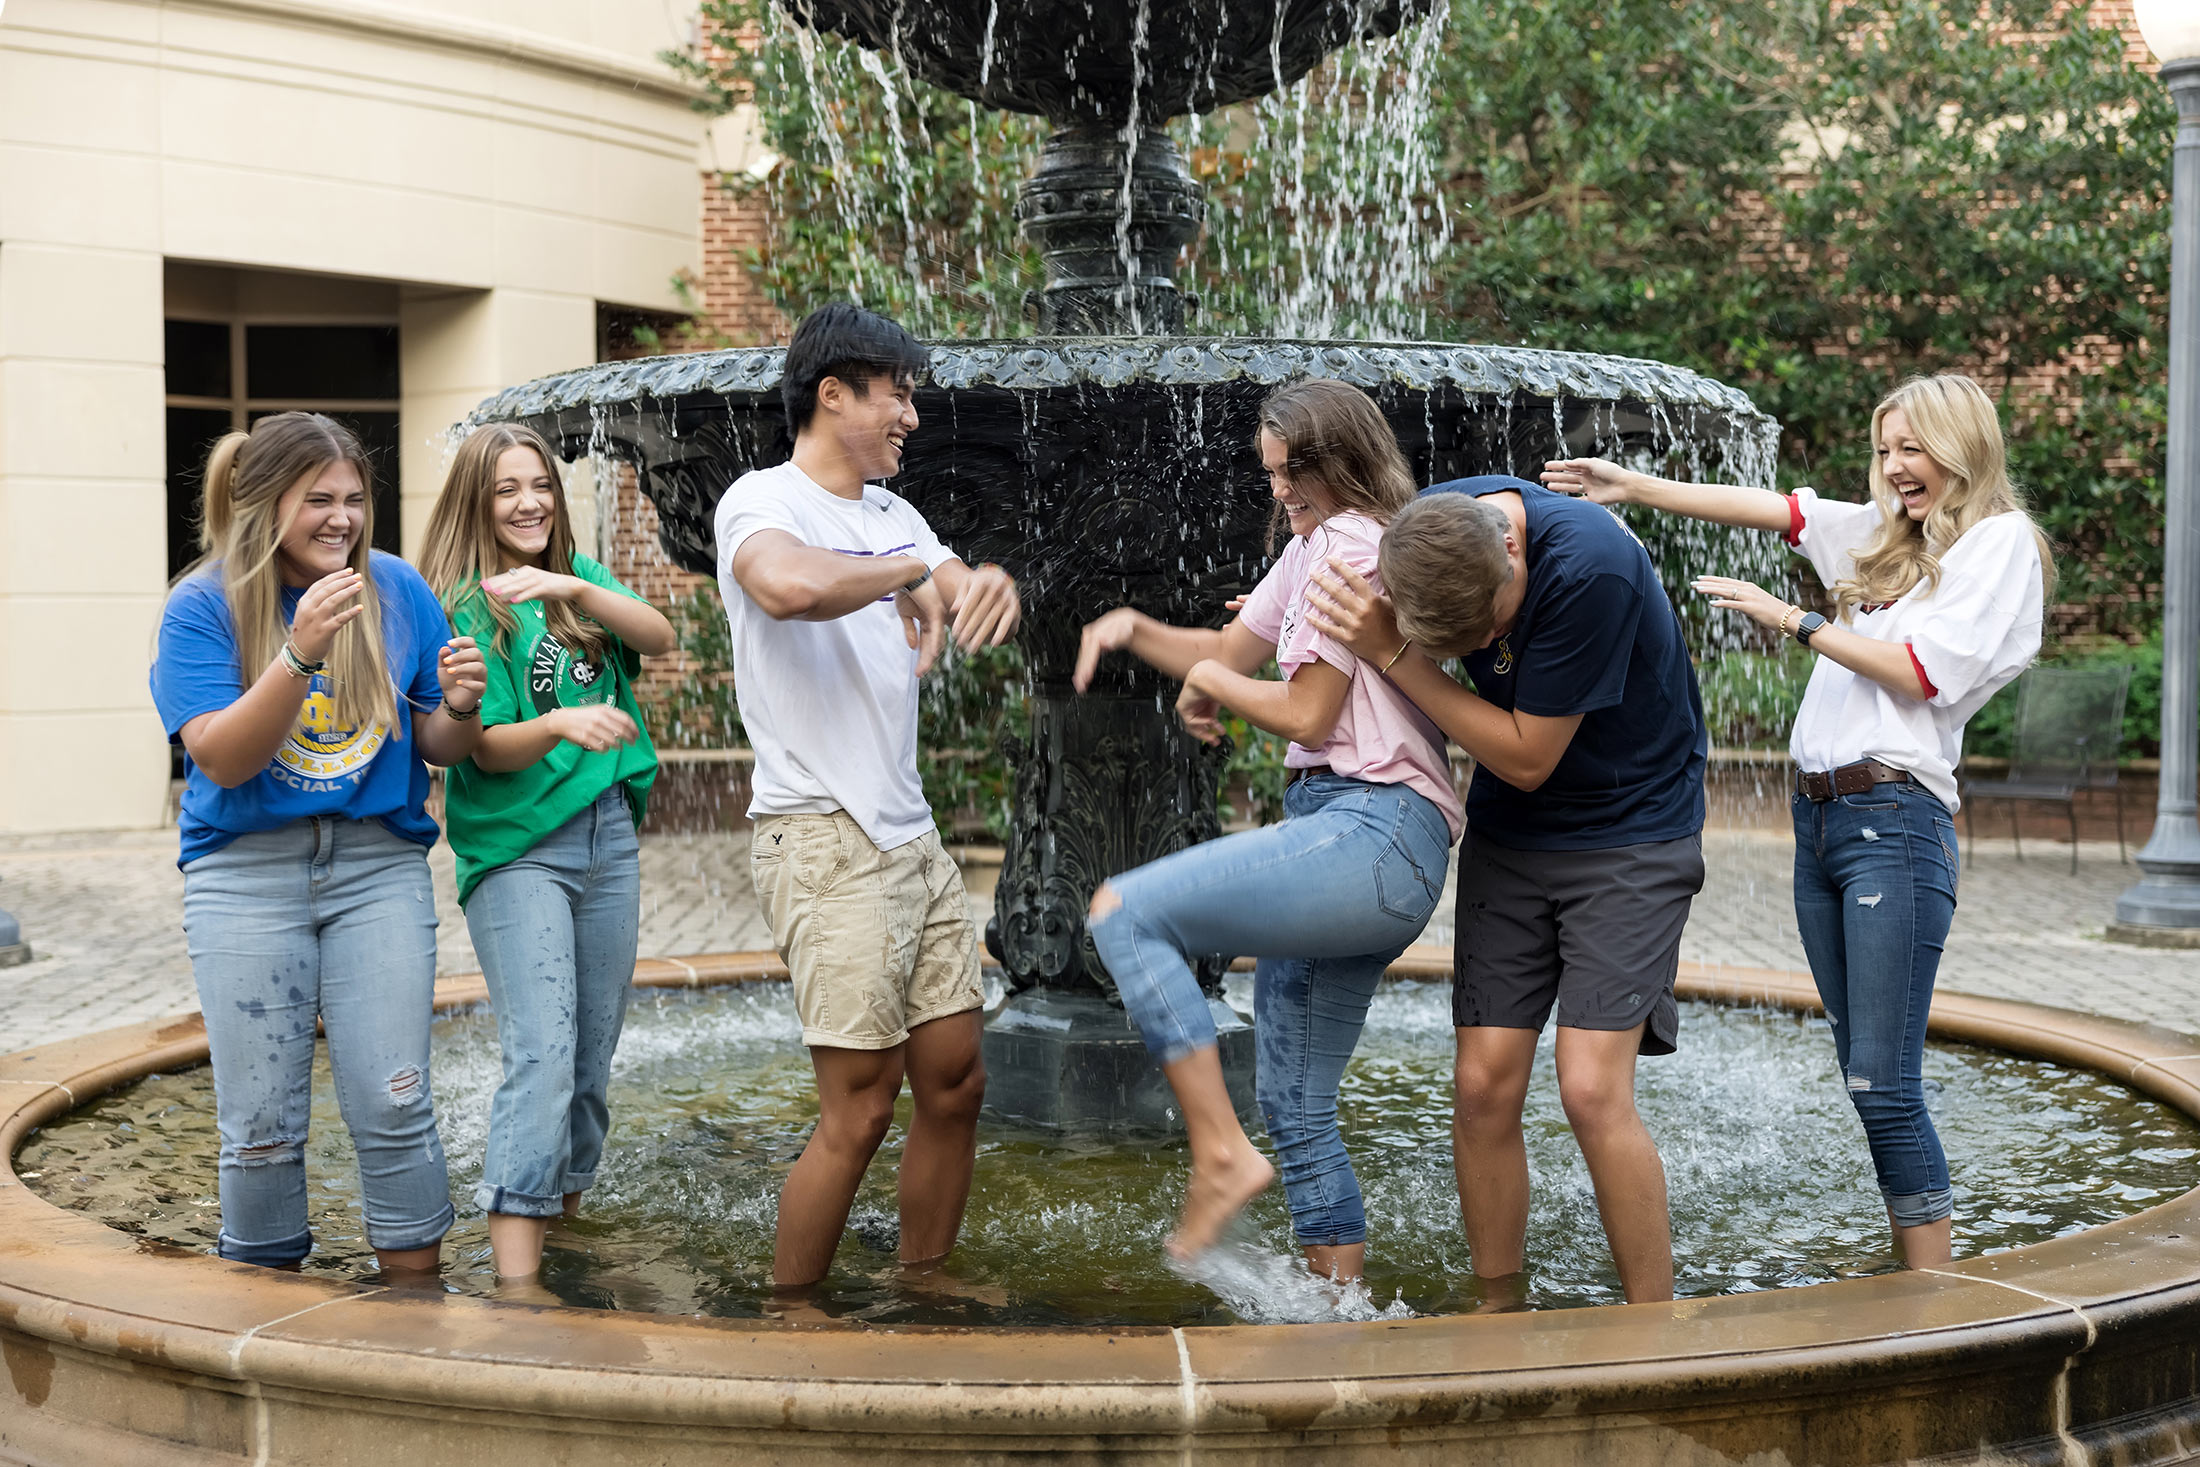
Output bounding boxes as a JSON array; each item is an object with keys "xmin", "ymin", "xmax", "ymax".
[
  {"xmin": 1877, "ymin": 406, "xmax": 1951, "ymax": 522},
  {"xmin": 837, "ymin": 371, "xmax": 919, "ymax": 481},
  {"xmin": 275, "ymin": 458, "xmax": 367, "ymax": 586},
  {"xmin": 1260, "ymin": 430, "xmax": 1337, "ymax": 538},
  {"xmin": 490, "ymin": 444, "xmax": 560, "ymax": 569}
]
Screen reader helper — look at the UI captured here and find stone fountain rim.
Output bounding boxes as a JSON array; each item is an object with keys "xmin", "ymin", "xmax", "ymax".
[
  {"xmin": 5, "ymin": 953, "xmax": 2200, "ymax": 1454},
  {"xmin": 465, "ymin": 338, "xmax": 1777, "ymax": 430}
]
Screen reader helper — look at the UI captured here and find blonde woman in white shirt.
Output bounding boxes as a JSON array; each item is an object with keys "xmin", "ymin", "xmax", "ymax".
[{"xmin": 1543, "ymin": 374, "xmax": 2052, "ymax": 1270}]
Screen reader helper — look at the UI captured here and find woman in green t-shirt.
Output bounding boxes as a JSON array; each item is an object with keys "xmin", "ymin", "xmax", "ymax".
[{"xmin": 418, "ymin": 423, "xmax": 676, "ymax": 1289}]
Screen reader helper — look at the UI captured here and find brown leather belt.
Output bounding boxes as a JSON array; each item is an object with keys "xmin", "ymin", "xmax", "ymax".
[
  {"xmin": 1287, "ymin": 763, "xmax": 1333, "ymax": 785},
  {"xmin": 1797, "ymin": 758, "xmax": 1913, "ymax": 802}
]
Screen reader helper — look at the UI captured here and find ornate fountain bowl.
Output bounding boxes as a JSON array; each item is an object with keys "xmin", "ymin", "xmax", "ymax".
[
  {"xmin": 785, "ymin": 0, "xmax": 1439, "ymax": 123},
  {"xmin": 477, "ymin": 336, "xmax": 1777, "ymax": 1130}
]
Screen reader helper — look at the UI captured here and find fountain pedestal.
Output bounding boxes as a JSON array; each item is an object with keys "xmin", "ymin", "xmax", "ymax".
[{"xmin": 983, "ymin": 989, "xmax": 1254, "ymax": 1131}]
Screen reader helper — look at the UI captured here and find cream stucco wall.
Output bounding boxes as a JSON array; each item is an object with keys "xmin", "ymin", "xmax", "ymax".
[{"xmin": 0, "ymin": 0, "xmax": 706, "ymax": 832}]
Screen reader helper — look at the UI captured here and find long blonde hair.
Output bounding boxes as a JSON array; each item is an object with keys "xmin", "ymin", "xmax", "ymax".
[
  {"xmin": 183, "ymin": 413, "xmax": 400, "ymax": 738},
  {"xmin": 1835, "ymin": 375, "xmax": 2057, "ymax": 619},
  {"xmin": 416, "ymin": 423, "xmax": 608, "ymax": 661}
]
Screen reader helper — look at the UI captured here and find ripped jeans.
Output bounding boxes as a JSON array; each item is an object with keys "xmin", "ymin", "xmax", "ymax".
[
  {"xmin": 182, "ymin": 817, "xmax": 452, "ymax": 1265},
  {"xmin": 1791, "ymin": 783, "xmax": 1959, "ymax": 1227}
]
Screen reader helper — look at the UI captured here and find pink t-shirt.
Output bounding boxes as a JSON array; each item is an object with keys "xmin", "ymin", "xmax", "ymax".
[{"xmin": 1237, "ymin": 513, "xmax": 1464, "ymax": 840}]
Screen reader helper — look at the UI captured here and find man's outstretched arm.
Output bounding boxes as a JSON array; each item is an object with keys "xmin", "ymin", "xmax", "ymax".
[{"xmin": 731, "ymin": 529, "xmax": 928, "ymax": 621}]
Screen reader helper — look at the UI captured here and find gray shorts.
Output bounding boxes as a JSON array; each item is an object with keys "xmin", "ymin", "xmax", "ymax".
[{"xmin": 1452, "ymin": 830, "xmax": 1706, "ymax": 1056}]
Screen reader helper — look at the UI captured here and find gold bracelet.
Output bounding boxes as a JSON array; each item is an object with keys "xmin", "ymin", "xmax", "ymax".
[
  {"xmin": 1381, "ymin": 640, "xmax": 1412, "ymax": 674},
  {"xmin": 1778, "ymin": 606, "xmax": 1801, "ymax": 638}
]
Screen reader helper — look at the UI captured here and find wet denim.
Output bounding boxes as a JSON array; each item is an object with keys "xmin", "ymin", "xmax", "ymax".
[
  {"xmin": 1091, "ymin": 774, "xmax": 1452, "ymax": 1245},
  {"xmin": 465, "ymin": 786, "xmax": 641, "ymax": 1218},
  {"xmin": 182, "ymin": 817, "xmax": 451, "ymax": 1265},
  {"xmin": 1792, "ymin": 782, "xmax": 1960, "ymax": 1226}
]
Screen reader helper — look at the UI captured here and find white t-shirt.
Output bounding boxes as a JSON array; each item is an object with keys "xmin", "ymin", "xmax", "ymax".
[
  {"xmin": 714, "ymin": 460, "xmax": 956, "ymax": 850},
  {"xmin": 1787, "ymin": 486, "xmax": 2044, "ymax": 813}
]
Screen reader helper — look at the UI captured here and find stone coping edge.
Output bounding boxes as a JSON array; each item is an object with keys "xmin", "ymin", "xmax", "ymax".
[{"xmin": 4, "ymin": 954, "xmax": 2200, "ymax": 1449}]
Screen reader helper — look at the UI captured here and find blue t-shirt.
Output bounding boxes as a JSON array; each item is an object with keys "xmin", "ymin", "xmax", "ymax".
[
  {"xmin": 1430, "ymin": 477, "xmax": 1707, "ymax": 850},
  {"xmin": 151, "ymin": 551, "xmax": 453, "ymax": 866}
]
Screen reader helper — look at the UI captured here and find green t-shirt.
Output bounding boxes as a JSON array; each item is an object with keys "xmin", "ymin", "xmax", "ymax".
[{"xmin": 444, "ymin": 553, "xmax": 658, "ymax": 906}]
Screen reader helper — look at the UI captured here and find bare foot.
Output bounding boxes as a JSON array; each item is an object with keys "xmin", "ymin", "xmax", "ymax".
[
  {"xmin": 492, "ymin": 1272, "xmax": 561, "ymax": 1307},
  {"xmin": 1167, "ymin": 1148, "xmax": 1276, "ymax": 1261}
]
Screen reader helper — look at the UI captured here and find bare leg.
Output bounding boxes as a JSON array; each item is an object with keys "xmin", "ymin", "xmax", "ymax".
[
  {"xmin": 774, "ymin": 1044, "xmax": 904, "ymax": 1288},
  {"xmin": 1303, "ymin": 1242, "xmax": 1365, "ymax": 1282},
  {"xmin": 897, "ymin": 1010, "xmax": 986, "ymax": 1266},
  {"xmin": 1162, "ymin": 1045, "xmax": 1275, "ymax": 1260},
  {"xmin": 1452, "ymin": 1028, "xmax": 1538, "ymax": 1283},
  {"xmin": 486, "ymin": 1213, "xmax": 551, "ymax": 1279},
  {"xmin": 1554, "ymin": 1025, "xmax": 1673, "ymax": 1304},
  {"xmin": 1890, "ymin": 1212, "xmax": 1953, "ymax": 1269},
  {"xmin": 561, "ymin": 1191, "xmax": 584, "ymax": 1219}
]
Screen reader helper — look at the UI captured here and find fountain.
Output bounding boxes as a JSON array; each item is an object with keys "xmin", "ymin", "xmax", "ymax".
[
  {"xmin": 469, "ymin": 0, "xmax": 1780, "ymax": 1131},
  {"xmin": 15, "ymin": 7, "xmax": 2200, "ymax": 1464}
]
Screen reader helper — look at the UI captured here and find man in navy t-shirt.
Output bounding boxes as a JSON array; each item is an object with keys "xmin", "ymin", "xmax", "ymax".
[{"xmin": 1310, "ymin": 474, "xmax": 1706, "ymax": 1308}]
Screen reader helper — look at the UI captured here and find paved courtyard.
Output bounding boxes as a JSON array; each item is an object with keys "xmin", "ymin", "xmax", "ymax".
[{"xmin": 0, "ymin": 816, "xmax": 2190, "ymax": 1054}]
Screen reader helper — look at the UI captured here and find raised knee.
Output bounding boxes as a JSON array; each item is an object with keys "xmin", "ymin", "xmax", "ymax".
[{"xmin": 1088, "ymin": 882, "xmax": 1123, "ymax": 925}]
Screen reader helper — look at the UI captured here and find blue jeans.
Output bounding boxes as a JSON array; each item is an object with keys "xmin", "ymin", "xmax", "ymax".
[
  {"xmin": 1091, "ymin": 774, "xmax": 1453, "ymax": 1246},
  {"xmin": 465, "ymin": 786, "xmax": 642, "ymax": 1218},
  {"xmin": 182, "ymin": 817, "xmax": 451, "ymax": 1265},
  {"xmin": 1792, "ymin": 783, "xmax": 1960, "ymax": 1227}
]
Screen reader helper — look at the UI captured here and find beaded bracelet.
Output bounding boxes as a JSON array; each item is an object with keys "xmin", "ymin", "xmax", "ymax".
[{"xmin": 442, "ymin": 700, "xmax": 481, "ymax": 723}]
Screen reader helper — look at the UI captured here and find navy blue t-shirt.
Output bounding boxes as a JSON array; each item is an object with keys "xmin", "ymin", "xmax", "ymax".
[
  {"xmin": 1429, "ymin": 477, "xmax": 1706, "ymax": 850},
  {"xmin": 151, "ymin": 551, "xmax": 453, "ymax": 866}
]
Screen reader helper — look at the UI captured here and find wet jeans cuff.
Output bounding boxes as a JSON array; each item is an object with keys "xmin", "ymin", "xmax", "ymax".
[
  {"xmin": 366, "ymin": 1199, "xmax": 456, "ymax": 1250},
  {"xmin": 474, "ymin": 1182, "xmax": 564, "ymax": 1220},
  {"xmin": 218, "ymin": 1225, "xmax": 313, "ymax": 1268},
  {"xmin": 1885, "ymin": 1185, "xmax": 1955, "ymax": 1228}
]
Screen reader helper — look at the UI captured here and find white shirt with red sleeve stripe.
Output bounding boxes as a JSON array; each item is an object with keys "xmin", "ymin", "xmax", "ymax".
[{"xmin": 1783, "ymin": 485, "xmax": 2043, "ymax": 814}]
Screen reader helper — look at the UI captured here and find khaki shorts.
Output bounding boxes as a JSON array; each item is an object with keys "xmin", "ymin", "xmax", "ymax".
[{"xmin": 750, "ymin": 811, "xmax": 983, "ymax": 1051}]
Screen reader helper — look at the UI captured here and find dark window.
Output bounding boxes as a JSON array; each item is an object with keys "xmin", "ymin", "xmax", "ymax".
[
  {"xmin": 165, "ymin": 321, "xmax": 230, "ymax": 399},
  {"xmin": 245, "ymin": 325, "xmax": 399, "ymax": 402},
  {"xmin": 166, "ymin": 407, "xmax": 235, "ymax": 579}
]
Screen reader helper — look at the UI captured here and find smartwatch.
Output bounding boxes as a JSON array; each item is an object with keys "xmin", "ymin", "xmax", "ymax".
[
  {"xmin": 1793, "ymin": 611, "xmax": 1828, "ymax": 645},
  {"xmin": 900, "ymin": 563, "xmax": 933, "ymax": 594}
]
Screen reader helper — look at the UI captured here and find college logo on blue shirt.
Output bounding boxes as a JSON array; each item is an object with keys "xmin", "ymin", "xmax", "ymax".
[{"xmin": 271, "ymin": 674, "xmax": 387, "ymax": 793}]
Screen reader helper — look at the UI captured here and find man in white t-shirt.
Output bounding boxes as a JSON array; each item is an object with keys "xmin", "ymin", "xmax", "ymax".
[{"xmin": 715, "ymin": 304, "xmax": 1021, "ymax": 1292}]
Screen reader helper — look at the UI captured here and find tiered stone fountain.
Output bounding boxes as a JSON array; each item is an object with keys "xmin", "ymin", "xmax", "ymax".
[{"xmin": 470, "ymin": 0, "xmax": 1778, "ymax": 1130}]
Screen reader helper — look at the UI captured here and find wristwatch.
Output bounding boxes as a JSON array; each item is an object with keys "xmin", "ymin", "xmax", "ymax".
[{"xmin": 1793, "ymin": 611, "xmax": 1828, "ymax": 646}]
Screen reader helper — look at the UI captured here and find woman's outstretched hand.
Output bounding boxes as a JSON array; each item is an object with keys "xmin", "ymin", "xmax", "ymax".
[
  {"xmin": 1307, "ymin": 557, "xmax": 1405, "ymax": 665},
  {"xmin": 1692, "ymin": 575, "xmax": 1790, "ymax": 631},
  {"xmin": 1073, "ymin": 607, "xmax": 1143, "ymax": 692},
  {"xmin": 1541, "ymin": 458, "xmax": 1636, "ymax": 503}
]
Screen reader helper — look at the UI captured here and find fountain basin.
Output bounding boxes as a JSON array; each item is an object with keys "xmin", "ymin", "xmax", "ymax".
[{"xmin": 7, "ymin": 959, "xmax": 2200, "ymax": 1464}]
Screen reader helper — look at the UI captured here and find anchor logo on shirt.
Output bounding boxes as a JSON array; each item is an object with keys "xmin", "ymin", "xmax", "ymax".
[{"xmin": 1493, "ymin": 635, "xmax": 1515, "ymax": 676}]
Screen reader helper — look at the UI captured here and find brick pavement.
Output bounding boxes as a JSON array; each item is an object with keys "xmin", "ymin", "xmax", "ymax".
[{"xmin": 0, "ymin": 820, "xmax": 2191, "ymax": 1055}]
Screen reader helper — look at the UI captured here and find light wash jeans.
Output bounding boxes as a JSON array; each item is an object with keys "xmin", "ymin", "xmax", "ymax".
[
  {"xmin": 1091, "ymin": 774, "xmax": 1453, "ymax": 1246},
  {"xmin": 465, "ymin": 786, "xmax": 642, "ymax": 1218},
  {"xmin": 182, "ymin": 817, "xmax": 451, "ymax": 1265},
  {"xmin": 1792, "ymin": 782, "xmax": 1960, "ymax": 1227}
]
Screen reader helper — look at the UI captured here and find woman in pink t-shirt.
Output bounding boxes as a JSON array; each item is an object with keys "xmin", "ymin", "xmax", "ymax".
[{"xmin": 1076, "ymin": 379, "xmax": 1464, "ymax": 1281}]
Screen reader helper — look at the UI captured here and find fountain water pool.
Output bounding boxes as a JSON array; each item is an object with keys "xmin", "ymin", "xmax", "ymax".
[{"xmin": 19, "ymin": 978, "xmax": 2198, "ymax": 1328}]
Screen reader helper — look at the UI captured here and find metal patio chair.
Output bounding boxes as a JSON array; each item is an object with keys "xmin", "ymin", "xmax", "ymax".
[{"xmin": 1959, "ymin": 663, "xmax": 2133, "ymax": 874}]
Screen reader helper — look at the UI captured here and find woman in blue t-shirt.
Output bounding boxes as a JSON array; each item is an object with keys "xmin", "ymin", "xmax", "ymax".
[{"xmin": 150, "ymin": 412, "xmax": 486, "ymax": 1275}]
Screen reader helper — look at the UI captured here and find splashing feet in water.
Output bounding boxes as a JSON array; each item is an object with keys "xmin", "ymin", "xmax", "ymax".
[{"xmin": 1167, "ymin": 1146, "xmax": 1275, "ymax": 1262}]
